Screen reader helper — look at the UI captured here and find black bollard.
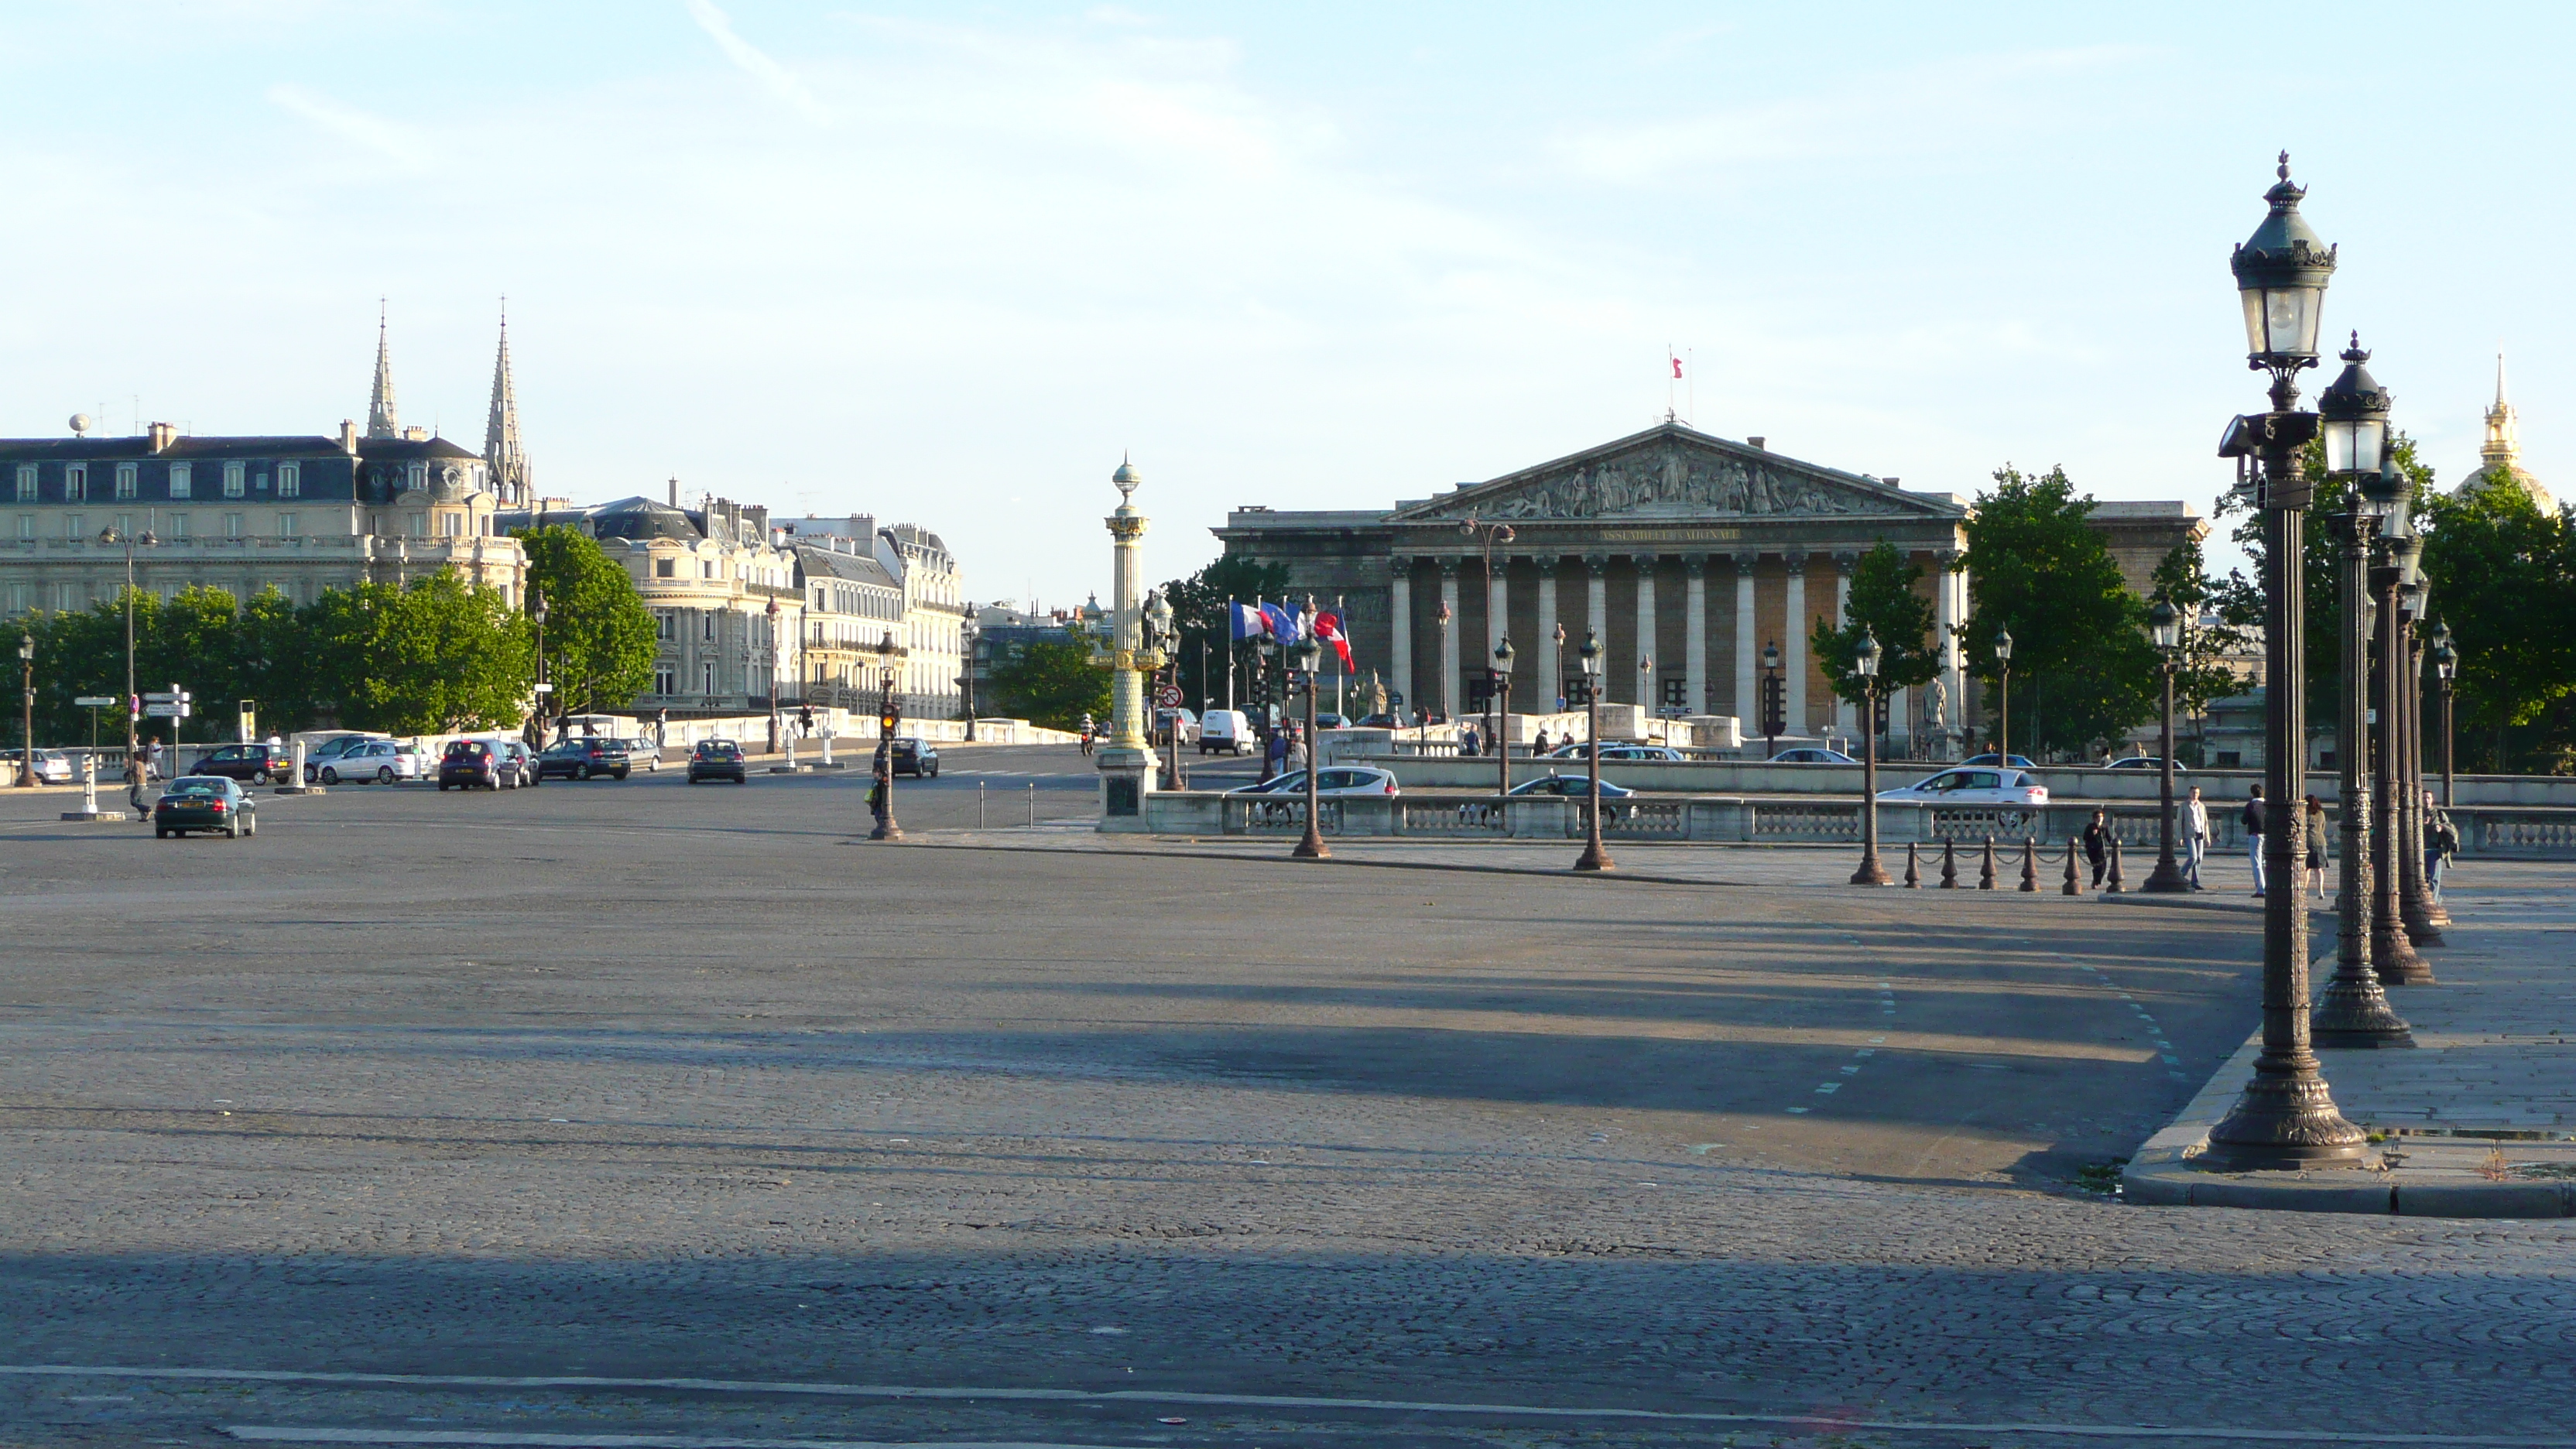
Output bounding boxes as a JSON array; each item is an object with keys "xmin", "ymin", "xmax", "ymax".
[
  {"xmin": 2062, "ymin": 836, "xmax": 2081, "ymax": 896},
  {"xmin": 2019, "ymin": 837, "xmax": 2040, "ymax": 892},
  {"xmin": 1903, "ymin": 841, "xmax": 1920, "ymax": 888},
  {"xmin": 1939, "ymin": 838, "xmax": 1959, "ymax": 889},
  {"xmin": 2106, "ymin": 834, "xmax": 2126, "ymax": 894},
  {"xmin": 1978, "ymin": 836, "xmax": 1997, "ymax": 890}
]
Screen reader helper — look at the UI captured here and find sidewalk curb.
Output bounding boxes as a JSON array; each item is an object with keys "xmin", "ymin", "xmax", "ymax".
[{"xmin": 2122, "ymin": 1028, "xmax": 2576, "ymax": 1219}]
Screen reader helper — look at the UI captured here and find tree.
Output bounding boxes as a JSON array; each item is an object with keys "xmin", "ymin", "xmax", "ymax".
[
  {"xmin": 1160, "ymin": 553, "xmax": 1290, "ymax": 711},
  {"xmin": 519, "ymin": 524, "xmax": 658, "ymax": 717},
  {"xmin": 988, "ymin": 639, "xmax": 1111, "ymax": 733},
  {"xmin": 1812, "ymin": 541, "xmax": 1939, "ymax": 725},
  {"xmin": 2147, "ymin": 539, "xmax": 2250, "ymax": 766},
  {"xmin": 310, "ymin": 576, "xmax": 533, "ymax": 733},
  {"xmin": 1958, "ymin": 464, "xmax": 2158, "ymax": 759},
  {"xmin": 2417, "ymin": 481, "xmax": 2576, "ymax": 772}
]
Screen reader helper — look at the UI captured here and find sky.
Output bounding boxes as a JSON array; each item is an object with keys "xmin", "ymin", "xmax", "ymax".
[{"xmin": 0, "ymin": 2, "xmax": 2565, "ymax": 611}]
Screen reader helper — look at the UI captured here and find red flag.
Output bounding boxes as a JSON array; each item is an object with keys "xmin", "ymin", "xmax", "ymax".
[
  {"xmin": 1314, "ymin": 611, "xmax": 1355, "ymax": 671},
  {"xmin": 1671, "ymin": 356, "xmax": 1684, "ymax": 379}
]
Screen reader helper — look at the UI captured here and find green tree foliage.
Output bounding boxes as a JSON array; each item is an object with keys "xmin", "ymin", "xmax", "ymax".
[
  {"xmin": 2146, "ymin": 539, "xmax": 2249, "ymax": 764},
  {"xmin": 307, "ymin": 576, "xmax": 533, "ymax": 734},
  {"xmin": 1958, "ymin": 464, "xmax": 2157, "ymax": 759},
  {"xmin": 519, "ymin": 524, "xmax": 658, "ymax": 716},
  {"xmin": 987, "ymin": 638, "xmax": 1111, "ymax": 733},
  {"xmin": 1812, "ymin": 541, "xmax": 1939, "ymax": 716},
  {"xmin": 2417, "ymin": 481, "xmax": 2576, "ymax": 772},
  {"xmin": 1159, "ymin": 553, "xmax": 1290, "ymax": 708}
]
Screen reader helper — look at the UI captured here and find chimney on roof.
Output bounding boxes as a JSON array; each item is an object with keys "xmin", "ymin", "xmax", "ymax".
[
  {"xmin": 147, "ymin": 421, "xmax": 176, "ymax": 454},
  {"xmin": 402, "ymin": 425, "xmax": 426, "ymax": 441},
  {"xmin": 339, "ymin": 420, "xmax": 358, "ymax": 455},
  {"xmin": 1747, "ymin": 437, "xmax": 1766, "ymax": 450},
  {"xmin": 1882, "ymin": 476, "xmax": 1899, "ymax": 487}
]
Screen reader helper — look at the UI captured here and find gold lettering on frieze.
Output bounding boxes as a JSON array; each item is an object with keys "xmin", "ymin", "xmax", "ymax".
[{"xmin": 1592, "ymin": 528, "xmax": 1749, "ymax": 543}]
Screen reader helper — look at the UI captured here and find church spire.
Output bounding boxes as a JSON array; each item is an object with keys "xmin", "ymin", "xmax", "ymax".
[
  {"xmin": 2482, "ymin": 348, "xmax": 2521, "ymax": 474},
  {"xmin": 482, "ymin": 298, "xmax": 531, "ymax": 505},
  {"xmin": 367, "ymin": 300, "xmax": 400, "ymax": 440}
]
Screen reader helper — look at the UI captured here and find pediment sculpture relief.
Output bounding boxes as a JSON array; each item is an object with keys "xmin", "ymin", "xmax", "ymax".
[{"xmin": 1453, "ymin": 446, "xmax": 1890, "ymax": 520}]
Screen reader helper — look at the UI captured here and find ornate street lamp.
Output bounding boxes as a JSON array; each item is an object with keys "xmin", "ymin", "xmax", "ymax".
[
  {"xmin": 870, "ymin": 629, "xmax": 906, "ymax": 841},
  {"xmin": 16, "ymin": 632, "xmax": 31, "ymax": 789},
  {"xmin": 2369, "ymin": 492, "xmax": 2430, "ymax": 981},
  {"xmin": 2201, "ymin": 154, "xmax": 2367, "ymax": 1170},
  {"xmin": 2312, "ymin": 341, "xmax": 2410, "ymax": 1046},
  {"xmin": 1848, "ymin": 625, "xmax": 1887, "ymax": 886},
  {"xmin": 2432, "ymin": 624, "xmax": 2457, "ymax": 807},
  {"xmin": 2396, "ymin": 564, "xmax": 2448, "ymax": 937},
  {"xmin": 1759, "ymin": 641, "xmax": 1783, "ymax": 758},
  {"xmin": 529, "ymin": 587, "xmax": 551, "ymax": 748},
  {"xmin": 1491, "ymin": 635, "xmax": 1516, "ymax": 800},
  {"xmin": 1992, "ymin": 625, "xmax": 2013, "ymax": 762},
  {"xmin": 1573, "ymin": 629, "xmax": 1613, "ymax": 872},
  {"xmin": 2141, "ymin": 598, "xmax": 2190, "ymax": 892},
  {"xmin": 98, "ymin": 522, "xmax": 156, "ymax": 789},
  {"xmin": 1293, "ymin": 624, "xmax": 1329, "ymax": 861}
]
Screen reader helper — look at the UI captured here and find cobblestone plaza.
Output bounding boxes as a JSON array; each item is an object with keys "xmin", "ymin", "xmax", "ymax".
[{"xmin": 2, "ymin": 755, "xmax": 2571, "ymax": 1447}]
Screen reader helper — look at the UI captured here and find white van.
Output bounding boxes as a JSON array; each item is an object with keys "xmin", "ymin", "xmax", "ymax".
[{"xmin": 1197, "ymin": 709, "xmax": 1254, "ymax": 755}]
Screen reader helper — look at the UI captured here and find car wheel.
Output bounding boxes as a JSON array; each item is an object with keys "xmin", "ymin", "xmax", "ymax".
[
  {"xmin": 245, "ymin": 815, "xmax": 258, "ymax": 837},
  {"xmin": 576, "ymin": 765, "xmax": 591, "ymax": 781},
  {"xmin": 228, "ymin": 818, "xmax": 242, "ymax": 839},
  {"xmin": 155, "ymin": 827, "xmax": 169, "ymax": 839},
  {"xmin": 377, "ymin": 766, "xmax": 394, "ymax": 784},
  {"xmin": 614, "ymin": 769, "xmax": 629, "ymax": 780},
  {"xmin": 320, "ymin": 767, "xmax": 340, "ymax": 785}
]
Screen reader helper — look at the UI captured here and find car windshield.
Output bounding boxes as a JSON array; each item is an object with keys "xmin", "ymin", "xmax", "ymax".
[
  {"xmin": 166, "ymin": 778, "xmax": 222, "ymax": 795},
  {"xmin": 699, "ymin": 743, "xmax": 740, "ymax": 758}
]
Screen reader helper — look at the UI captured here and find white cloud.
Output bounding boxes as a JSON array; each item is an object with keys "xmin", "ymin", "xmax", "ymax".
[
  {"xmin": 265, "ymin": 84, "xmax": 436, "ymax": 170},
  {"xmin": 683, "ymin": 0, "xmax": 830, "ymax": 124}
]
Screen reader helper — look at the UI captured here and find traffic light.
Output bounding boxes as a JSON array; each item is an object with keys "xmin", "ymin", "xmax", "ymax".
[{"xmin": 1759, "ymin": 674, "xmax": 1786, "ymax": 738}]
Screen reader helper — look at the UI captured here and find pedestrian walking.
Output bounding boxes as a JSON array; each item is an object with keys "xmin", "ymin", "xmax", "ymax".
[
  {"xmin": 655, "ymin": 707, "xmax": 669, "ymax": 748},
  {"xmin": 2242, "ymin": 785, "xmax": 2268, "ymax": 898},
  {"xmin": 2303, "ymin": 794, "xmax": 2329, "ymax": 895},
  {"xmin": 2081, "ymin": 810, "xmax": 2110, "ymax": 887},
  {"xmin": 1285, "ymin": 729, "xmax": 1308, "ymax": 776},
  {"xmin": 2425, "ymin": 790, "xmax": 2458, "ymax": 901},
  {"xmin": 1458, "ymin": 722, "xmax": 1478, "ymax": 759},
  {"xmin": 2182, "ymin": 785, "xmax": 2211, "ymax": 891},
  {"xmin": 1533, "ymin": 728, "xmax": 1551, "ymax": 755},
  {"xmin": 146, "ymin": 736, "xmax": 163, "ymax": 783},
  {"xmin": 1264, "ymin": 725, "xmax": 1290, "ymax": 781}
]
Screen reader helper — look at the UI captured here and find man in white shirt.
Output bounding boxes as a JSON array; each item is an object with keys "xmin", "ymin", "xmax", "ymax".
[{"xmin": 2183, "ymin": 785, "xmax": 2211, "ymax": 891}]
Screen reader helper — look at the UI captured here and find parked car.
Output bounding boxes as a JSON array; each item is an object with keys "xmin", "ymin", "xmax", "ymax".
[
  {"xmin": 495, "ymin": 739, "xmax": 539, "ymax": 787},
  {"xmin": 620, "ymin": 737, "xmax": 663, "ymax": 772},
  {"xmin": 889, "ymin": 738, "xmax": 940, "ymax": 778},
  {"xmin": 687, "ymin": 738, "xmax": 748, "ymax": 784},
  {"xmin": 438, "ymin": 738, "xmax": 509, "ymax": 790},
  {"xmin": 1153, "ymin": 707, "xmax": 1198, "ymax": 747},
  {"xmin": 1314, "ymin": 712, "xmax": 1349, "ymax": 730},
  {"xmin": 153, "ymin": 774, "xmax": 257, "ymax": 838},
  {"xmin": 317, "ymin": 738, "xmax": 422, "ymax": 785},
  {"xmin": 302, "ymin": 733, "xmax": 385, "ymax": 782},
  {"xmin": 1225, "ymin": 766, "xmax": 1399, "ymax": 797},
  {"xmin": 190, "ymin": 743, "xmax": 293, "ymax": 784},
  {"xmin": 1957, "ymin": 752, "xmax": 2037, "ymax": 769},
  {"xmin": 1877, "ymin": 766, "xmax": 2050, "ymax": 811},
  {"xmin": 1354, "ymin": 712, "xmax": 1403, "ymax": 728},
  {"xmin": 2103, "ymin": 756, "xmax": 2184, "ymax": 771},
  {"xmin": 1507, "ymin": 773, "xmax": 1636, "ymax": 800},
  {"xmin": 21, "ymin": 748, "xmax": 73, "ymax": 784},
  {"xmin": 1197, "ymin": 709, "xmax": 1256, "ymax": 755},
  {"xmin": 1543, "ymin": 742, "xmax": 1687, "ymax": 762},
  {"xmin": 536, "ymin": 737, "xmax": 632, "ymax": 780},
  {"xmin": 1769, "ymin": 747, "xmax": 1858, "ymax": 764}
]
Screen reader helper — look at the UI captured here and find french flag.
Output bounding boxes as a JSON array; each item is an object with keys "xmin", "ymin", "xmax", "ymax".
[{"xmin": 1228, "ymin": 601, "xmax": 1271, "ymax": 641}]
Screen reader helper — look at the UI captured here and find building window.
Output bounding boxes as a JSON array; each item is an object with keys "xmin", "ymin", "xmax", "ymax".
[
  {"xmin": 64, "ymin": 465, "xmax": 86, "ymax": 502},
  {"xmin": 65, "ymin": 513, "xmax": 84, "ymax": 540},
  {"xmin": 15, "ymin": 515, "xmax": 30, "ymax": 540},
  {"xmin": 223, "ymin": 462, "xmax": 245, "ymax": 498},
  {"xmin": 702, "ymin": 560, "xmax": 715, "ymax": 579},
  {"xmin": 279, "ymin": 513, "xmax": 298, "ymax": 538},
  {"xmin": 655, "ymin": 665, "xmax": 675, "ymax": 695},
  {"xmin": 701, "ymin": 661, "xmax": 716, "ymax": 694},
  {"xmin": 407, "ymin": 464, "xmax": 426, "ymax": 491},
  {"xmin": 278, "ymin": 463, "xmax": 300, "ymax": 498},
  {"xmin": 6, "ymin": 583, "xmax": 24, "ymax": 613},
  {"xmin": 12, "ymin": 464, "xmax": 33, "ymax": 502},
  {"xmin": 702, "ymin": 614, "xmax": 715, "ymax": 642},
  {"xmin": 440, "ymin": 512, "xmax": 463, "ymax": 537},
  {"xmin": 255, "ymin": 471, "xmax": 269, "ymax": 493},
  {"xmin": 115, "ymin": 463, "xmax": 137, "ymax": 499},
  {"xmin": 655, "ymin": 557, "xmax": 674, "ymax": 579},
  {"xmin": 656, "ymin": 611, "xmax": 673, "ymax": 641},
  {"xmin": 168, "ymin": 463, "xmax": 191, "ymax": 498},
  {"xmin": 169, "ymin": 513, "xmax": 187, "ymax": 540},
  {"xmin": 224, "ymin": 513, "xmax": 243, "ymax": 539}
]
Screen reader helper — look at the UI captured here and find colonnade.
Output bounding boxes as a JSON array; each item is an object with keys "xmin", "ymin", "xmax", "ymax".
[{"xmin": 1387, "ymin": 548, "xmax": 1968, "ymax": 741}]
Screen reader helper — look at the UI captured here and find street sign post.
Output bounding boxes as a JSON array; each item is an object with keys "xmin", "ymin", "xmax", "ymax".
[
  {"xmin": 143, "ymin": 704, "xmax": 189, "ymax": 718},
  {"xmin": 74, "ymin": 696, "xmax": 115, "ymax": 708}
]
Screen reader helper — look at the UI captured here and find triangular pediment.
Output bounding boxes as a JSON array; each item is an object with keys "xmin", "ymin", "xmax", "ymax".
[{"xmin": 1389, "ymin": 423, "xmax": 1962, "ymax": 523}]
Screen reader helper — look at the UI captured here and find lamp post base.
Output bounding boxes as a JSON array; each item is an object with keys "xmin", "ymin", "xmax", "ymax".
[
  {"xmin": 2201, "ymin": 1071, "xmax": 2370, "ymax": 1173},
  {"xmin": 1293, "ymin": 828, "xmax": 1330, "ymax": 860},
  {"xmin": 1574, "ymin": 837, "xmax": 1615, "ymax": 872},
  {"xmin": 2141, "ymin": 855, "xmax": 2190, "ymax": 892},
  {"xmin": 1849, "ymin": 853, "xmax": 1888, "ymax": 886},
  {"xmin": 2311, "ymin": 977, "xmax": 2414, "ymax": 1050}
]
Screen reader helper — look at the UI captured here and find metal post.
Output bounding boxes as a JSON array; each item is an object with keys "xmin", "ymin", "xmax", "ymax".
[
  {"xmin": 1026, "ymin": 779, "xmax": 1034, "ymax": 825},
  {"xmin": 1295, "ymin": 663, "xmax": 1328, "ymax": 861},
  {"xmin": 1903, "ymin": 841, "xmax": 1919, "ymax": 888},
  {"xmin": 870, "ymin": 666, "xmax": 903, "ymax": 842},
  {"xmin": 2439, "ymin": 675, "xmax": 2455, "ymax": 807},
  {"xmin": 2017, "ymin": 838, "xmax": 2037, "ymax": 892},
  {"xmin": 2315, "ymin": 509, "xmax": 2410, "ymax": 1046},
  {"xmin": 1938, "ymin": 838, "xmax": 1958, "ymax": 889},
  {"xmin": 2370, "ymin": 564, "xmax": 2427, "ymax": 985},
  {"xmin": 1978, "ymin": 837, "xmax": 1995, "ymax": 889},
  {"xmin": 18, "ymin": 634, "xmax": 32, "ymax": 789},
  {"xmin": 1574, "ymin": 673, "xmax": 1612, "ymax": 872},
  {"xmin": 1495, "ymin": 663, "xmax": 1511, "ymax": 802},
  {"xmin": 2143, "ymin": 659, "xmax": 2187, "ymax": 890},
  {"xmin": 2062, "ymin": 838, "xmax": 2081, "ymax": 896},
  {"xmin": 1850, "ymin": 677, "xmax": 1886, "ymax": 885},
  {"xmin": 1997, "ymin": 663, "xmax": 2009, "ymax": 762},
  {"xmin": 2399, "ymin": 620, "xmax": 2448, "ymax": 934}
]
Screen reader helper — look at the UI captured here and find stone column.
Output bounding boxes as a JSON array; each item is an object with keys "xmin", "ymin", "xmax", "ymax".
[
  {"xmin": 1486, "ymin": 554, "xmax": 1510, "ymax": 658},
  {"xmin": 1783, "ymin": 554, "xmax": 1809, "ymax": 737},
  {"xmin": 1098, "ymin": 459, "xmax": 1153, "ymax": 820},
  {"xmin": 1535, "ymin": 558, "xmax": 1560, "ymax": 709},
  {"xmin": 1632, "ymin": 553, "xmax": 1659, "ymax": 709},
  {"xmin": 1388, "ymin": 558, "xmax": 1413, "ymax": 716},
  {"xmin": 1832, "ymin": 552, "xmax": 1857, "ymax": 736},
  {"xmin": 1937, "ymin": 551, "xmax": 1964, "ymax": 754},
  {"xmin": 1585, "ymin": 554, "xmax": 1609, "ymax": 692},
  {"xmin": 1733, "ymin": 552, "xmax": 1759, "ymax": 722},
  {"xmin": 1437, "ymin": 559, "xmax": 1461, "ymax": 720},
  {"xmin": 1684, "ymin": 557, "xmax": 1708, "ymax": 717}
]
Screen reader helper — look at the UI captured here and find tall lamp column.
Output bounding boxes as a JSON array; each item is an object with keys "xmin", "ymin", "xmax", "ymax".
[
  {"xmin": 1492, "ymin": 636, "xmax": 1514, "ymax": 801},
  {"xmin": 2312, "ymin": 340, "xmax": 2410, "ymax": 1047},
  {"xmin": 1573, "ymin": 630, "xmax": 1613, "ymax": 872},
  {"xmin": 17, "ymin": 632, "xmax": 32, "ymax": 789},
  {"xmin": 2391, "ymin": 538, "xmax": 2445, "ymax": 943},
  {"xmin": 2200, "ymin": 153, "xmax": 2367, "ymax": 1170},
  {"xmin": 1992, "ymin": 627, "xmax": 2013, "ymax": 761},
  {"xmin": 1293, "ymin": 626, "xmax": 1328, "ymax": 861},
  {"xmin": 2432, "ymin": 625, "xmax": 2457, "ymax": 807},
  {"xmin": 2143, "ymin": 600, "xmax": 2188, "ymax": 892},
  {"xmin": 1848, "ymin": 625, "xmax": 1887, "ymax": 886}
]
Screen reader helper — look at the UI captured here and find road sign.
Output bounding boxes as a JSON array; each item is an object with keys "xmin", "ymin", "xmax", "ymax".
[
  {"xmin": 1156, "ymin": 685, "xmax": 1183, "ymax": 707},
  {"xmin": 144, "ymin": 690, "xmax": 190, "ymax": 704},
  {"xmin": 143, "ymin": 704, "xmax": 190, "ymax": 718},
  {"xmin": 532, "ymin": 682, "xmax": 553, "ymax": 694},
  {"xmin": 73, "ymin": 696, "xmax": 115, "ymax": 707}
]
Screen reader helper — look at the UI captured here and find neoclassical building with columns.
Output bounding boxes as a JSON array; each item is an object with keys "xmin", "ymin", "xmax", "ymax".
[{"xmin": 1214, "ymin": 420, "xmax": 2201, "ymax": 748}]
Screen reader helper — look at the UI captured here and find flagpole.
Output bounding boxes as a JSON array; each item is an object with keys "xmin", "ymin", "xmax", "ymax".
[
  {"xmin": 1226, "ymin": 596, "xmax": 1237, "ymax": 711},
  {"xmin": 1687, "ymin": 347, "xmax": 1694, "ymax": 427},
  {"xmin": 1334, "ymin": 594, "xmax": 1346, "ymax": 718}
]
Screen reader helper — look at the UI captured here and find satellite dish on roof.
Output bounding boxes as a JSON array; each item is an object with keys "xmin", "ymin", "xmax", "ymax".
[{"xmin": 68, "ymin": 413, "xmax": 91, "ymax": 436}]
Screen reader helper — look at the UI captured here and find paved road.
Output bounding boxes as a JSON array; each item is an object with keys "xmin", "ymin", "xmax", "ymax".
[{"xmin": 2, "ymin": 771, "xmax": 2571, "ymax": 1447}]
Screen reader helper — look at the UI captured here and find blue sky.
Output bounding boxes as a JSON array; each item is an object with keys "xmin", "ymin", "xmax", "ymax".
[{"xmin": 0, "ymin": 3, "xmax": 2562, "ymax": 608}]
